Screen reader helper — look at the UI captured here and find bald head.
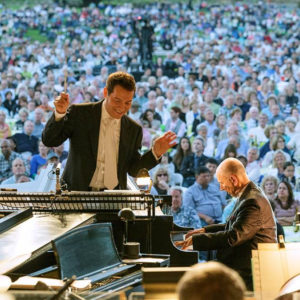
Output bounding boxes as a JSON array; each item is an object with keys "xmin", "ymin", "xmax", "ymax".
[
  {"xmin": 216, "ymin": 158, "xmax": 250, "ymax": 197},
  {"xmin": 217, "ymin": 158, "xmax": 247, "ymax": 178}
]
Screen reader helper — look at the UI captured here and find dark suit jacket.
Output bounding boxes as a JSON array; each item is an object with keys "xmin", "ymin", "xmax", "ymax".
[
  {"xmin": 192, "ymin": 181, "xmax": 277, "ymax": 289},
  {"xmin": 42, "ymin": 101, "xmax": 158, "ymax": 191}
]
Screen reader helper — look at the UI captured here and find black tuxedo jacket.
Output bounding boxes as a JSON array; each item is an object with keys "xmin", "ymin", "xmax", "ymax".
[
  {"xmin": 42, "ymin": 101, "xmax": 158, "ymax": 191},
  {"xmin": 192, "ymin": 181, "xmax": 277, "ymax": 289}
]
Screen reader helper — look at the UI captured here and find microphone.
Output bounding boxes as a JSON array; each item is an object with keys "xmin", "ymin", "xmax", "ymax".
[{"xmin": 56, "ymin": 163, "xmax": 62, "ymax": 195}]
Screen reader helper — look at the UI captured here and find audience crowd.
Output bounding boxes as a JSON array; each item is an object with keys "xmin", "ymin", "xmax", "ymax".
[{"xmin": 0, "ymin": 1, "xmax": 300, "ymax": 229}]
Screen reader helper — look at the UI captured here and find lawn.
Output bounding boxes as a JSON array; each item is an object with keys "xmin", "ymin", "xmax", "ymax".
[{"xmin": 24, "ymin": 29, "xmax": 48, "ymax": 43}]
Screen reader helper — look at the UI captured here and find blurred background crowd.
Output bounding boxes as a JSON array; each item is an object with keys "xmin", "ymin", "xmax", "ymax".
[{"xmin": 0, "ymin": 1, "xmax": 299, "ymax": 230}]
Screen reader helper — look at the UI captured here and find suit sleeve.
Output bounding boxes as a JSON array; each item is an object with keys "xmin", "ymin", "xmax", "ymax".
[
  {"xmin": 204, "ymin": 223, "xmax": 226, "ymax": 233},
  {"xmin": 42, "ymin": 106, "xmax": 76, "ymax": 147},
  {"xmin": 193, "ymin": 198, "xmax": 262, "ymax": 250}
]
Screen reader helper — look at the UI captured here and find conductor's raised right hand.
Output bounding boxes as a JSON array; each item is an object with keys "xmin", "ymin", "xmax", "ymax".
[{"xmin": 54, "ymin": 92, "xmax": 69, "ymax": 114}]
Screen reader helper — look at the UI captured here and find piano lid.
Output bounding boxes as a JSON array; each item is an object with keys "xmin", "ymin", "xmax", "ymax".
[
  {"xmin": 0, "ymin": 213, "xmax": 95, "ymax": 273},
  {"xmin": 52, "ymin": 223, "xmax": 135, "ymax": 282}
]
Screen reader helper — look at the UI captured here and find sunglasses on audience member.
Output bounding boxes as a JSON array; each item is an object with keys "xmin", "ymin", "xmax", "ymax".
[{"xmin": 157, "ymin": 173, "xmax": 168, "ymax": 177}]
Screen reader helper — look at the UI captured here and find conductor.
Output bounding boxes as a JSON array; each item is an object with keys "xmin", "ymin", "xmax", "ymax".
[
  {"xmin": 176, "ymin": 158, "xmax": 277, "ymax": 289},
  {"xmin": 42, "ymin": 72, "xmax": 176, "ymax": 191}
]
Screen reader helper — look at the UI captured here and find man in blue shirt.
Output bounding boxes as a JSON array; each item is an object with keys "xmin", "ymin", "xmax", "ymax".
[
  {"xmin": 170, "ymin": 187, "xmax": 201, "ymax": 229},
  {"xmin": 183, "ymin": 166, "xmax": 226, "ymax": 226}
]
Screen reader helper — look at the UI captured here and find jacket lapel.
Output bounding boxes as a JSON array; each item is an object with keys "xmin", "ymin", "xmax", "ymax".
[
  {"xmin": 118, "ymin": 116, "xmax": 129, "ymax": 174},
  {"xmin": 90, "ymin": 101, "xmax": 103, "ymax": 161}
]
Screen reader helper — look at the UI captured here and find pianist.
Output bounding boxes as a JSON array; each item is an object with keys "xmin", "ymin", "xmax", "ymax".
[
  {"xmin": 42, "ymin": 72, "xmax": 176, "ymax": 191},
  {"xmin": 176, "ymin": 158, "xmax": 277, "ymax": 290}
]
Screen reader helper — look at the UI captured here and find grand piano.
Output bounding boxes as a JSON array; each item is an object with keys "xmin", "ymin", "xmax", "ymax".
[{"xmin": 0, "ymin": 189, "xmax": 198, "ymax": 299}]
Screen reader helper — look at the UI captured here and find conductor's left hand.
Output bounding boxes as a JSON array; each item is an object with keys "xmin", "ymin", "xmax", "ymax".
[{"xmin": 153, "ymin": 131, "xmax": 177, "ymax": 158}]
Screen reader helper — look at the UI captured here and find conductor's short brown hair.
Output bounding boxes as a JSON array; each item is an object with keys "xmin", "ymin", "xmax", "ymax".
[{"xmin": 106, "ymin": 71, "xmax": 136, "ymax": 95}]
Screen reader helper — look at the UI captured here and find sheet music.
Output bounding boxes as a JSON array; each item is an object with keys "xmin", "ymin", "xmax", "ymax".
[{"xmin": 252, "ymin": 243, "xmax": 300, "ymax": 300}]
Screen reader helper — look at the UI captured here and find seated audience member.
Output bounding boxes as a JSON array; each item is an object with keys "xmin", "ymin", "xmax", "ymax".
[
  {"xmin": 0, "ymin": 110, "xmax": 11, "ymax": 140},
  {"xmin": 0, "ymin": 139, "xmax": 20, "ymax": 183},
  {"xmin": 36, "ymin": 151, "xmax": 60, "ymax": 176},
  {"xmin": 221, "ymin": 143, "xmax": 237, "ymax": 161},
  {"xmin": 205, "ymin": 158, "xmax": 219, "ymax": 186},
  {"xmin": 271, "ymin": 149, "xmax": 288, "ymax": 179},
  {"xmin": 274, "ymin": 119, "xmax": 290, "ymax": 143},
  {"xmin": 15, "ymin": 108, "xmax": 29, "ymax": 132},
  {"xmin": 198, "ymin": 108, "xmax": 218, "ymax": 138},
  {"xmin": 214, "ymin": 114, "xmax": 227, "ymax": 143},
  {"xmin": 140, "ymin": 108, "xmax": 161, "ymax": 133},
  {"xmin": 247, "ymin": 113, "xmax": 269, "ymax": 146},
  {"xmin": 53, "ymin": 144, "xmax": 68, "ymax": 163},
  {"xmin": 261, "ymin": 135, "xmax": 291, "ymax": 168},
  {"xmin": 259, "ymin": 125, "xmax": 278, "ymax": 159},
  {"xmin": 2, "ymin": 91, "xmax": 17, "ymax": 117},
  {"xmin": 191, "ymin": 102, "xmax": 207, "ymax": 134},
  {"xmin": 269, "ymin": 104, "xmax": 285, "ymax": 125},
  {"xmin": 128, "ymin": 100, "xmax": 141, "ymax": 122},
  {"xmin": 279, "ymin": 161, "xmax": 296, "ymax": 189},
  {"xmin": 180, "ymin": 137, "xmax": 209, "ymax": 187},
  {"xmin": 1, "ymin": 158, "xmax": 32, "ymax": 185},
  {"xmin": 164, "ymin": 106, "xmax": 187, "ymax": 143},
  {"xmin": 237, "ymin": 155, "xmax": 247, "ymax": 168},
  {"xmin": 151, "ymin": 167, "xmax": 170, "ymax": 195},
  {"xmin": 285, "ymin": 116, "xmax": 297, "ymax": 139},
  {"xmin": 172, "ymin": 136, "xmax": 192, "ymax": 173},
  {"xmin": 47, "ymin": 152, "xmax": 59, "ymax": 166},
  {"xmin": 150, "ymin": 152, "xmax": 175, "ymax": 179},
  {"xmin": 206, "ymin": 158, "xmax": 228, "ymax": 204},
  {"xmin": 155, "ymin": 96, "xmax": 169, "ymax": 124},
  {"xmin": 140, "ymin": 119, "xmax": 153, "ymax": 149},
  {"xmin": 215, "ymin": 124, "xmax": 249, "ymax": 160},
  {"xmin": 32, "ymin": 107, "xmax": 45, "ymax": 139},
  {"xmin": 186, "ymin": 100, "xmax": 200, "ymax": 128},
  {"xmin": 272, "ymin": 181, "xmax": 300, "ymax": 226},
  {"xmin": 219, "ymin": 93, "xmax": 236, "ymax": 119},
  {"xmin": 170, "ymin": 187, "xmax": 201, "ymax": 229},
  {"xmin": 177, "ymin": 262, "xmax": 245, "ymax": 300},
  {"xmin": 196, "ymin": 124, "xmax": 215, "ymax": 157},
  {"xmin": 244, "ymin": 106, "xmax": 259, "ymax": 130},
  {"xmin": 183, "ymin": 166, "xmax": 226, "ymax": 226},
  {"xmin": 30, "ymin": 141, "xmax": 49, "ymax": 178},
  {"xmin": 261, "ymin": 94, "xmax": 278, "ymax": 119},
  {"xmin": 12, "ymin": 120, "xmax": 39, "ymax": 158},
  {"xmin": 261, "ymin": 175, "xmax": 278, "ymax": 203},
  {"xmin": 245, "ymin": 147, "xmax": 261, "ymax": 183},
  {"xmin": 286, "ymin": 128, "xmax": 300, "ymax": 164}
]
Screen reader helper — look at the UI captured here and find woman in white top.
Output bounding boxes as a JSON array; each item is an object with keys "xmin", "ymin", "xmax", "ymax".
[{"xmin": 261, "ymin": 135, "xmax": 291, "ymax": 168}]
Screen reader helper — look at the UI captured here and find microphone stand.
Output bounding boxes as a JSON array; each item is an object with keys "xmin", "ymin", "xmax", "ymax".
[
  {"xmin": 56, "ymin": 163, "xmax": 62, "ymax": 195},
  {"xmin": 49, "ymin": 276, "xmax": 76, "ymax": 300}
]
